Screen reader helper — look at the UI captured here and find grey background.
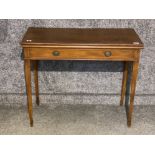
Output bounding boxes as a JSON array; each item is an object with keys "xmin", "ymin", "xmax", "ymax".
[{"xmin": 0, "ymin": 19, "xmax": 155, "ymax": 107}]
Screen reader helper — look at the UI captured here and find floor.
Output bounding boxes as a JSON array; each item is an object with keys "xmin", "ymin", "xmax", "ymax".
[{"xmin": 0, "ymin": 104, "xmax": 154, "ymax": 135}]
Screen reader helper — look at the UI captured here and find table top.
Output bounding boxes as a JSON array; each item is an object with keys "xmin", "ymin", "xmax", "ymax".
[{"xmin": 21, "ymin": 27, "xmax": 143, "ymax": 48}]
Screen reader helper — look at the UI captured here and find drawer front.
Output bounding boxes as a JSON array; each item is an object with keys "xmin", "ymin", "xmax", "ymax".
[{"xmin": 27, "ymin": 48, "xmax": 138, "ymax": 61}]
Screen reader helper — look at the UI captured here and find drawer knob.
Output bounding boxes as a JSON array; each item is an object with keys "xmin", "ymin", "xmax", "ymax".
[
  {"xmin": 104, "ymin": 51, "xmax": 112, "ymax": 57},
  {"xmin": 52, "ymin": 51, "xmax": 60, "ymax": 56}
]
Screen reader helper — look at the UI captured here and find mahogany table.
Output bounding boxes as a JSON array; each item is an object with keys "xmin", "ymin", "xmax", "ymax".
[{"xmin": 21, "ymin": 27, "xmax": 144, "ymax": 127}]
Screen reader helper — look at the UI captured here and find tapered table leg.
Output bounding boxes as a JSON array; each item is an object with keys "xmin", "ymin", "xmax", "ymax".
[
  {"xmin": 33, "ymin": 60, "xmax": 40, "ymax": 106},
  {"xmin": 127, "ymin": 61, "xmax": 139, "ymax": 127},
  {"xmin": 24, "ymin": 59, "xmax": 33, "ymax": 127},
  {"xmin": 120, "ymin": 62, "xmax": 128, "ymax": 106}
]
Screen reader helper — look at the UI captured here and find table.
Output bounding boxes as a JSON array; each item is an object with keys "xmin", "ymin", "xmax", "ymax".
[{"xmin": 21, "ymin": 27, "xmax": 144, "ymax": 127}]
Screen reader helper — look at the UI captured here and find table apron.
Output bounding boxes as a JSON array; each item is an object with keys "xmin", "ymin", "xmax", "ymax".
[{"xmin": 24, "ymin": 48, "xmax": 140, "ymax": 61}]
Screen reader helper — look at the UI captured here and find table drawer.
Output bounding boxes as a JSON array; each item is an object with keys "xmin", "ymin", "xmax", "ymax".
[{"xmin": 27, "ymin": 48, "xmax": 138, "ymax": 61}]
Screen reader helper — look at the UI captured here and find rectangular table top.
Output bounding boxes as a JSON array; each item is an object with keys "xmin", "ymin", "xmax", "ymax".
[{"xmin": 21, "ymin": 27, "xmax": 143, "ymax": 48}]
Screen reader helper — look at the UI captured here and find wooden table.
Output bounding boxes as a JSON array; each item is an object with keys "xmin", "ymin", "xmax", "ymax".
[{"xmin": 21, "ymin": 27, "xmax": 144, "ymax": 127}]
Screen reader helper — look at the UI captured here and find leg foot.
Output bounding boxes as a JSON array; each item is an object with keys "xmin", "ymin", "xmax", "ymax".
[
  {"xmin": 127, "ymin": 120, "xmax": 131, "ymax": 127},
  {"xmin": 30, "ymin": 119, "xmax": 33, "ymax": 127},
  {"xmin": 36, "ymin": 97, "xmax": 39, "ymax": 106}
]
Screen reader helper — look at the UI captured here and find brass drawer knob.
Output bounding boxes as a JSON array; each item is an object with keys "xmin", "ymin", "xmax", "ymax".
[
  {"xmin": 104, "ymin": 51, "xmax": 112, "ymax": 57},
  {"xmin": 52, "ymin": 51, "xmax": 60, "ymax": 56}
]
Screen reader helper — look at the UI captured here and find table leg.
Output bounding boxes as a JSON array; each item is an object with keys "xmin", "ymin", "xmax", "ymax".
[
  {"xmin": 24, "ymin": 59, "xmax": 33, "ymax": 127},
  {"xmin": 33, "ymin": 60, "xmax": 40, "ymax": 106},
  {"xmin": 120, "ymin": 62, "xmax": 128, "ymax": 106},
  {"xmin": 127, "ymin": 61, "xmax": 139, "ymax": 127}
]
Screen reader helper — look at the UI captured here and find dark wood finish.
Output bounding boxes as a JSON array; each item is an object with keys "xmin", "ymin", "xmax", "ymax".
[
  {"xmin": 21, "ymin": 28, "xmax": 144, "ymax": 127},
  {"xmin": 33, "ymin": 60, "xmax": 39, "ymax": 106},
  {"xmin": 21, "ymin": 28, "xmax": 143, "ymax": 48}
]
